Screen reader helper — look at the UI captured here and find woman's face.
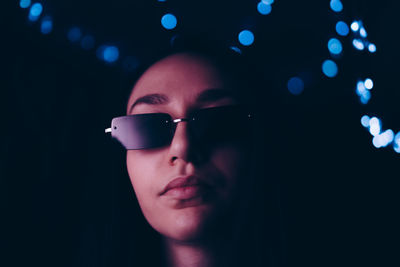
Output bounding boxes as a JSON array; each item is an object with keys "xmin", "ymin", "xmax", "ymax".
[{"xmin": 126, "ymin": 53, "xmax": 247, "ymax": 242}]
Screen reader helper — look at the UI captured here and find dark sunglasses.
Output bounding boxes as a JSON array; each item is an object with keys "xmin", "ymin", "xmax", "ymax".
[{"xmin": 105, "ymin": 105, "xmax": 253, "ymax": 150}]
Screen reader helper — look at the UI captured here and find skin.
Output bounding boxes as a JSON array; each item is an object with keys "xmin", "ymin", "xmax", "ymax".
[{"xmin": 126, "ymin": 53, "xmax": 248, "ymax": 267}]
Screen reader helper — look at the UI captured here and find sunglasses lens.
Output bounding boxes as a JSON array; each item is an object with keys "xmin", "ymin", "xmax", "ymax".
[
  {"xmin": 190, "ymin": 106, "xmax": 251, "ymax": 145},
  {"xmin": 111, "ymin": 113, "xmax": 173, "ymax": 149}
]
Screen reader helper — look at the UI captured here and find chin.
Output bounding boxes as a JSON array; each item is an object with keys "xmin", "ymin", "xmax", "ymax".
[{"xmin": 161, "ymin": 206, "xmax": 215, "ymax": 242}]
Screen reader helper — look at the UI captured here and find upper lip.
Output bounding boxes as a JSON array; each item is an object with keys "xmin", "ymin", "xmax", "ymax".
[{"xmin": 159, "ymin": 175, "xmax": 209, "ymax": 195}]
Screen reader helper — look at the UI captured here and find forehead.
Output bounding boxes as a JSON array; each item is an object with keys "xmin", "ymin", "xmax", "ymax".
[{"xmin": 127, "ymin": 53, "xmax": 229, "ymax": 111}]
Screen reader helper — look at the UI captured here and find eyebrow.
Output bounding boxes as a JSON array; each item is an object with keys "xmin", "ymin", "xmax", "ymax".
[
  {"xmin": 128, "ymin": 93, "xmax": 169, "ymax": 114},
  {"xmin": 128, "ymin": 88, "xmax": 235, "ymax": 114}
]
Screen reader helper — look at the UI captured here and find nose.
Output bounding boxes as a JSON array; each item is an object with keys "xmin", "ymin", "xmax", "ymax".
[{"xmin": 168, "ymin": 121, "xmax": 191, "ymax": 165}]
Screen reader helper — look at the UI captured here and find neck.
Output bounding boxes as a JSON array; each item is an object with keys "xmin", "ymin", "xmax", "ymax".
[{"xmin": 163, "ymin": 233, "xmax": 233, "ymax": 267}]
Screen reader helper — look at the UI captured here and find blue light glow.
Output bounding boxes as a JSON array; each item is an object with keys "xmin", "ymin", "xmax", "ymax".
[
  {"xmin": 238, "ymin": 30, "xmax": 255, "ymax": 46},
  {"xmin": 351, "ymin": 21, "xmax": 360, "ymax": 32},
  {"xmin": 360, "ymin": 91, "xmax": 371, "ymax": 104},
  {"xmin": 161, "ymin": 13, "xmax": 177, "ymax": 30},
  {"xmin": 364, "ymin": 78, "xmax": 373, "ymax": 90},
  {"xmin": 328, "ymin": 38, "xmax": 342, "ymax": 55},
  {"xmin": 67, "ymin": 27, "xmax": 82, "ymax": 42},
  {"xmin": 287, "ymin": 77, "xmax": 304, "ymax": 95},
  {"xmin": 229, "ymin": 46, "xmax": 242, "ymax": 54},
  {"xmin": 40, "ymin": 17, "xmax": 52, "ymax": 34},
  {"xmin": 257, "ymin": 2, "xmax": 272, "ymax": 15},
  {"xmin": 322, "ymin": 60, "xmax": 338, "ymax": 78},
  {"xmin": 360, "ymin": 27, "xmax": 367, "ymax": 38},
  {"xmin": 373, "ymin": 130, "xmax": 394, "ymax": 148},
  {"xmin": 81, "ymin": 35, "xmax": 95, "ymax": 50},
  {"xmin": 369, "ymin": 117, "xmax": 381, "ymax": 136},
  {"xmin": 368, "ymin": 43, "xmax": 376, "ymax": 53},
  {"xmin": 102, "ymin": 46, "xmax": 119, "ymax": 63},
  {"xmin": 28, "ymin": 3, "xmax": 43, "ymax": 21},
  {"xmin": 335, "ymin": 21, "xmax": 349, "ymax": 36},
  {"xmin": 330, "ymin": 0, "xmax": 343, "ymax": 12},
  {"xmin": 352, "ymin": 39, "xmax": 365, "ymax": 50},
  {"xmin": 361, "ymin": 115, "xmax": 370, "ymax": 128},
  {"xmin": 19, "ymin": 0, "xmax": 31, "ymax": 8},
  {"xmin": 262, "ymin": 0, "xmax": 274, "ymax": 4},
  {"xmin": 394, "ymin": 132, "xmax": 400, "ymax": 153},
  {"xmin": 356, "ymin": 81, "xmax": 371, "ymax": 104}
]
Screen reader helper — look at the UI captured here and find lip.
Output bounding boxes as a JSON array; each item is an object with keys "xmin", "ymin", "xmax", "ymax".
[{"xmin": 159, "ymin": 175, "xmax": 210, "ymax": 198}]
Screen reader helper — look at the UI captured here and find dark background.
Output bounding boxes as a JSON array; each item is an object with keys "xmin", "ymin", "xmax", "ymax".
[{"xmin": 2, "ymin": 0, "xmax": 399, "ymax": 266}]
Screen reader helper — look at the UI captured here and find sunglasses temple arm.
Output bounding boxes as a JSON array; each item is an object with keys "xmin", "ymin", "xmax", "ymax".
[{"xmin": 105, "ymin": 128, "xmax": 112, "ymax": 133}]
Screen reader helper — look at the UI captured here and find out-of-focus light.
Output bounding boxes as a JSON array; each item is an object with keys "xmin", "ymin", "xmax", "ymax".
[
  {"xmin": 19, "ymin": 0, "xmax": 31, "ymax": 8},
  {"xmin": 158, "ymin": 0, "xmax": 167, "ymax": 2},
  {"xmin": 67, "ymin": 27, "xmax": 82, "ymax": 42},
  {"xmin": 257, "ymin": 2, "xmax": 272, "ymax": 15},
  {"xmin": 368, "ymin": 43, "xmax": 377, "ymax": 53},
  {"xmin": 394, "ymin": 132, "xmax": 400, "ymax": 153},
  {"xmin": 103, "ymin": 46, "xmax": 119, "ymax": 63},
  {"xmin": 356, "ymin": 81, "xmax": 366, "ymax": 95},
  {"xmin": 373, "ymin": 130, "xmax": 394, "ymax": 148},
  {"xmin": 229, "ymin": 46, "xmax": 242, "ymax": 54},
  {"xmin": 336, "ymin": 21, "xmax": 349, "ymax": 36},
  {"xmin": 287, "ymin": 77, "xmax": 304, "ymax": 95},
  {"xmin": 360, "ymin": 91, "xmax": 371, "ymax": 104},
  {"xmin": 40, "ymin": 16, "xmax": 53, "ymax": 34},
  {"xmin": 364, "ymin": 78, "xmax": 373, "ymax": 90},
  {"xmin": 81, "ymin": 35, "xmax": 95, "ymax": 50},
  {"xmin": 352, "ymin": 39, "xmax": 364, "ymax": 50},
  {"xmin": 360, "ymin": 27, "xmax": 367, "ymax": 38},
  {"xmin": 322, "ymin": 60, "xmax": 338, "ymax": 78},
  {"xmin": 262, "ymin": 0, "xmax": 274, "ymax": 4},
  {"xmin": 330, "ymin": 0, "xmax": 343, "ymax": 12},
  {"xmin": 28, "ymin": 3, "xmax": 43, "ymax": 21},
  {"xmin": 328, "ymin": 38, "xmax": 342, "ymax": 55},
  {"xmin": 351, "ymin": 21, "xmax": 360, "ymax": 32},
  {"xmin": 369, "ymin": 117, "xmax": 381, "ymax": 136},
  {"xmin": 361, "ymin": 115, "xmax": 370, "ymax": 128},
  {"xmin": 161, "ymin": 13, "xmax": 177, "ymax": 30},
  {"xmin": 238, "ymin": 30, "xmax": 254, "ymax": 46}
]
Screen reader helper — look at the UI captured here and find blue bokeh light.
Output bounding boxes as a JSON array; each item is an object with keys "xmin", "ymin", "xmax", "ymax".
[
  {"xmin": 322, "ymin": 60, "xmax": 338, "ymax": 78},
  {"xmin": 229, "ymin": 46, "xmax": 242, "ymax": 54},
  {"xmin": 28, "ymin": 3, "xmax": 43, "ymax": 21},
  {"xmin": 373, "ymin": 130, "xmax": 394, "ymax": 148},
  {"xmin": 81, "ymin": 35, "xmax": 95, "ymax": 50},
  {"xmin": 67, "ymin": 27, "xmax": 82, "ymax": 42},
  {"xmin": 328, "ymin": 38, "xmax": 342, "ymax": 55},
  {"xmin": 369, "ymin": 117, "xmax": 381, "ymax": 136},
  {"xmin": 364, "ymin": 78, "xmax": 373, "ymax": 90},
  {"xmin": 257, "ymin": 2, "xmax": 272, "ymax": 15},
  {"xmin": 351, "ymin": 21, "xmax": 360, "ymax": 32},
  {"xmin": 361, "ymin": 115, "xmax": 370, "ymax": 128},
  {"xmin": 161, "ymin": 13, "xmax": 177, "ymax": 30},
  {"xmin": 238, "ymin": 30, "xmax": 254, "ymax": 46},
  {"xmin": 40, "ymin": 17, "xmax": 53, "ymax": 34},
  {"xmin": 287, "ymin": 77, "xmax": 304, "ymax": 95},
  {"xmin": 394, "ymin": 132, "xmax": 400, "ymax": 153},
  {"xmin": 330, "ymin": 0, "xmax": 343, "ymax": 12},
  {"xmin": 97, "ymin": 46, "xmax": 120, "ymax": 63},
  {"xmin": 368, "ymin": 43, "xmax": 377, "ymax": 53},
  {"xmin": 262, "ymin": 0, "xmax": 274, "ymax": 4},
  {"xmin": 103, "ymin": 46, "xmax": 119, "ymax": 63},
  {"xmin": 352, "ymin": 39, "xmax": 365, "ymax": 50},
  {"xmin": 19, "ymin": 0, "xmax": 31, "ymax": 8},
  {"xmin": 360, "ymin": 27, "xmax": 367, "ymax": 38},
  {"xmin": 335, "ymin": 21, "xmax": 349, "ymax": 36}
]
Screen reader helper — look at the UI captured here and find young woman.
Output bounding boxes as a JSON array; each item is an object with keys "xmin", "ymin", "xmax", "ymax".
[{"xmin": 106, "ymin": 39, "xmax": 285, "ymax": 267}]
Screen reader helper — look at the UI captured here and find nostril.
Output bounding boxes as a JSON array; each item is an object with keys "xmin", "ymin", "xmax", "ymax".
[{"xmin": 169, "ymin": 156, "xmax": 178, "ymax": 165}]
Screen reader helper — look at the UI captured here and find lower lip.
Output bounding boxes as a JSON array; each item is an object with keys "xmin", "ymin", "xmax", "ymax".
[{"xmin": 163, "ymin": 185, "xmax": 210, "ymax": 200}]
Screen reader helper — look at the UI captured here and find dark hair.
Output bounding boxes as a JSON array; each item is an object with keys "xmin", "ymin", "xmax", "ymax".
[{"xmin": 108, "ymin": 35, "xmax": 286, "ymax": 267}]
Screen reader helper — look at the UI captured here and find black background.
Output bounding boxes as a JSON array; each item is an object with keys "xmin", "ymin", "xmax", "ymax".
[{"xmin": 2, "ymin": 0, "xmax": 399, "ymax": 266}]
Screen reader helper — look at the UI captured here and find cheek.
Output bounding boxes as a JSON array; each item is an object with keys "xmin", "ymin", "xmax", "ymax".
[{"xmin": 126, "ymin": 150, "xmax": 164, "ymax": 212}]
